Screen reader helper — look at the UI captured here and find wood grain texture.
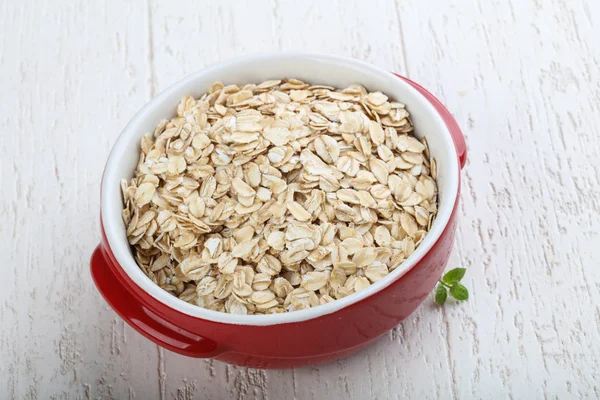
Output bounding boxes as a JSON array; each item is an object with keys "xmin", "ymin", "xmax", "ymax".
[{"xmin": 1, "ymin": 0, "xmax": 599, "ymax": 398}]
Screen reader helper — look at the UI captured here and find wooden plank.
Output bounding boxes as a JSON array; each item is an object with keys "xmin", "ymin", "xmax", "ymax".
[{"xmin": 0, "ymin": 1, "xmax": 158, "ymax": 398}]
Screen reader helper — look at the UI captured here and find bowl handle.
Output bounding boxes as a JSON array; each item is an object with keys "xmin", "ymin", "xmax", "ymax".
[
  {"xmin": 394, "ymin": 74, "xmax": 467, "ymax": 169},
  {"xmin": 91, "ymin": 245, "xmax": 223, "ymax": 358}
]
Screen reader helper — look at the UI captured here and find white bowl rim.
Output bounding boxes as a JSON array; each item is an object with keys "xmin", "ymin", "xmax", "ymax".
[{"xmin": 101, "ymin": 52, "xmax": 459, "ymax": 327}]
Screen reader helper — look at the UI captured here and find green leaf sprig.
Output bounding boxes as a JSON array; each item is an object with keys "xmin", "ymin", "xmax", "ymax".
[{"xmin": 434, "ymin": 268, "xmax": 469, "ymax": 305}]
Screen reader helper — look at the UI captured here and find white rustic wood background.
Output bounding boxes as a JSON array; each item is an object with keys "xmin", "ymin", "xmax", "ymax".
[{"xmin": 1, "ymin": 0, "xmax": 599, "ymax": 398}]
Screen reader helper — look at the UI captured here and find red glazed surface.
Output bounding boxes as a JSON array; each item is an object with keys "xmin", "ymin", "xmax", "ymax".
[{"xmin": 91, "ymin": 75, "xmax": 465, "ymax": 369}]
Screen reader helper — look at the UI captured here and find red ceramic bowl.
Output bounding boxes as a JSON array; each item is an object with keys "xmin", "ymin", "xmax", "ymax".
[{"xmin": 91, "ymin": 53, "xmax": 466, "ymax": 369}]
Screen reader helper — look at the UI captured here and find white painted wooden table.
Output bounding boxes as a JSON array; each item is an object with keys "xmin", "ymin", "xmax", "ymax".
[{"xmin": 2, "ymin": 0, "xmax": 599, "ymax": 398}]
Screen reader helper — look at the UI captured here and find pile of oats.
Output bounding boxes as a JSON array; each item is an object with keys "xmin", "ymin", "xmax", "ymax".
[{"xmin": 121, "ymin": 79, "xmax": 438, "ymax": 315}]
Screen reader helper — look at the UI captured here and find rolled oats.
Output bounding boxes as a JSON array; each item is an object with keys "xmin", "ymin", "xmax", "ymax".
[{"xmin": 121, "ymin": 78, "xmax": 438, "ymax": 314}]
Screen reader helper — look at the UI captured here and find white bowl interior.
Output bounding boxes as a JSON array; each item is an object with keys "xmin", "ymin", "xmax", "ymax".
[{"xmin": 101, "ymin": 53, "xmax": 459, "ymax": 326}]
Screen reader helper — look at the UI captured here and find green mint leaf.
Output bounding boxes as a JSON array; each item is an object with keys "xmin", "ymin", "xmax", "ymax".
[
  {"xmin": 449, "ymin": 283, "xmax": 469, "ymax": 301},
  {"xmin": 434, "ymin": 285, "xmax": 448, "ymax": 304},
  {"xmin": 442, "ymin": 268, "xmax": 467, "ymax": 284}
]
